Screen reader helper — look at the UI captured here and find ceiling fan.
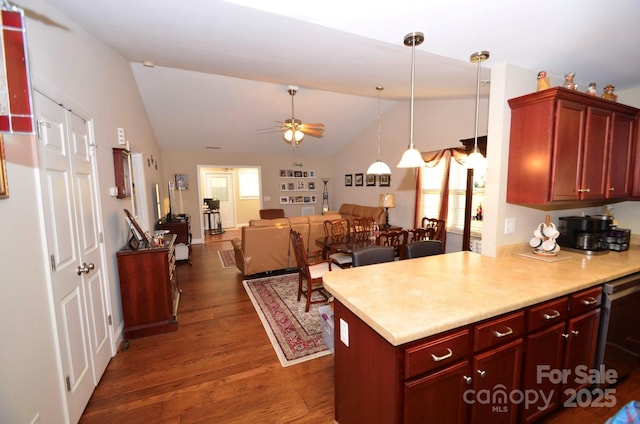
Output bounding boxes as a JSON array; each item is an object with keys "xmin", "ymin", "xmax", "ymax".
[{"xmin": 258, "ymin": 85, "xmax": 324, "ymax": 146}]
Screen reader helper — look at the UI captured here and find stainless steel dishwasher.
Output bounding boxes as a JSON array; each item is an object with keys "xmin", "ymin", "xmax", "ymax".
[{"xmin": 596, "ymin": 273, "xmax": 640, "ymax": 383}]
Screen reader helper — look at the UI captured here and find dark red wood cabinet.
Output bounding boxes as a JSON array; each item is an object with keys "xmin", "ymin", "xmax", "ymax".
[
  {"xmin": 116, "ymin": 234, "xmax": 180, "ymax": 339},
  {"xmin": 507, "ymin": 87, "xmax": 637, "ymax": 207},
  {"xmin": 333, "ymin": 285, "xmax": 602, "ymax": 424}
]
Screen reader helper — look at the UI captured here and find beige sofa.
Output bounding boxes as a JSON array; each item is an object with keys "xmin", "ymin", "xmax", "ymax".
[
  {"xmin": 232, "ymin": 203, "xmax": 385, "ymax": 276},
  {"xmin": 333, "ymin": 203, "xmax": 385, "ymax": 226},
  {"xmin": 231, "ymin": 213, "xmax": 342, "ymax": 276}
]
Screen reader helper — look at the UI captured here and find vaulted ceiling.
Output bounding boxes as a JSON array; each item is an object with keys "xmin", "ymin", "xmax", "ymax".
[{"xmin": 33, "ymin": 0, "xmax": 640, "ymax": 157}]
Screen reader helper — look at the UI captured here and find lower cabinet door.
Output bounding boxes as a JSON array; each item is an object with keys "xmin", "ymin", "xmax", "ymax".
[
  {"xmin": 563, "ymin": 309, "xmax": 601, "ymax": 395},
  {"xmin": 521, "ymin": 322, "xmax": 566, "ymax": 423},
  {"xmin": 404, "ymin": 361, "xmax": 471, "ymax": 424},
  {"xmin": 470, "ymin": 339, "xmax": 523, "ymax": 424}
]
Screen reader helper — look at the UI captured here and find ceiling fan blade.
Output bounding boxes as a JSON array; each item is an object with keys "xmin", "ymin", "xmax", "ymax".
[
  {"xmin": 257, "ymin": 127, "xmax": 285, "ymax": 133},
  {"xmin": 301, "ymin": 128, "xmax": 324, "ymax": 138},
  {"xmin": 302, "ymin": 122, "xmax": 325, "ymax": 128}
]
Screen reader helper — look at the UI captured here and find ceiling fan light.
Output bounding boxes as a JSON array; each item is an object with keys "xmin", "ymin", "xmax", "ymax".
[
  {"xmin": 397, "ymin": 147, "xmax": 425, "ymax": 168},
  {"xmin": 367, "ymin": 160, "xmax": 392, "ymax": 175},
  {"xmin": 283, "ymin": 129, "xmax": 304, "ymax": 143}
]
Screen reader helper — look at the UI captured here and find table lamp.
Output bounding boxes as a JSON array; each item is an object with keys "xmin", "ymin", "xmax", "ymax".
[{"xmin": 379, "ymin": 193, "xmax": 395, "ymax": 229}]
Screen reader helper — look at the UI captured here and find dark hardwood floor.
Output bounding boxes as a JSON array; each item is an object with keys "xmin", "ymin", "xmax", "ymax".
[{"xmin": 80, "ymin": 230, "xmax": 639, "ymax": 423}]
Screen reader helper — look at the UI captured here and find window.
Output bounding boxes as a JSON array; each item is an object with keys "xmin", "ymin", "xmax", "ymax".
[
  {"xmin": 421, "ymin": 160, "xmax": 484, "ymax": 236},
  {"xmin": 238, "ymin": 168, "xmax": 260, "ymax": 199}
]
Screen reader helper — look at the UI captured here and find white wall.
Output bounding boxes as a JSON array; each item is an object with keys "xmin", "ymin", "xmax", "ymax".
[{"xmin": 0, "ymin": 1, "xmax": 162, "ymax": 422}]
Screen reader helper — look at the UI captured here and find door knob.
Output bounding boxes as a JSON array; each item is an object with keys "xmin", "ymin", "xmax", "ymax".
[{"xmin": 76, "ymin": 262, "xmax": 95, "ymax": 275}]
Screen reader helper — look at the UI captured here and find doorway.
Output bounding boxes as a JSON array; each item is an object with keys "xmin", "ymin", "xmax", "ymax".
[{"xmin": 198, "ymin": 165, "xmax": 261, "ymax": 240}]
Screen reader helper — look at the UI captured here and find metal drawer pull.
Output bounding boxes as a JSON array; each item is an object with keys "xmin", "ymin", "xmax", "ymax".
[
  {"xmin": 543, "ymin": 310, "xmax": 560, "ymax": 320},
  {"xmin": 477, "ymin": 370, "xmax": 486, "ymax": 378},
  {"xmin": 463, "ymin": 375, "xmax": 472, "ymax": 385},
  {"xmin": 431, "ymin": 348, "xmax": 453, "ymax": 362},
  {"xmin": 493, "ymin": 327, "xmax": 513, "ymax": 338},
  {"xmin": 581, "ymin": 297, "xmax": 597, "ymax": 305}
]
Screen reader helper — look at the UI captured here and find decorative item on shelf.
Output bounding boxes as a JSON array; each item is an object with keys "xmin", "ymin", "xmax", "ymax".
[
  {"xmin": 367, "ymin": 86, "xmax": 392, "ymax": 176},
  {"xmin": 529, "ymin": 215, "xmax": 560, "ymax": 256},
  {"xmin": 397, "ymin": 32, "xmax": 426, "ymax": 168},
  {"xmin": 475, "ymin": 203, "xmax": 483, "ymax": 221},
  {"xmin": 466, "ymin": 50, "xmax": 490, "ymax": 170},
  {"xmin": 602, "ymin": 84, "xmax": 618, "ymax": 102},
  {"xmin": 586, "ymin": 82, "xmax": 597, "ymax": 96},
  {"xmin": 379, "ymin": 193, "xmax": 395, "ymax": 229},
  {"xmin": 537, "ymin": 71, "xmax": 550, "ymax": 91},
  {"xmin": 563, "ymin": 72, "xmax": 577, "ymax": 90}
]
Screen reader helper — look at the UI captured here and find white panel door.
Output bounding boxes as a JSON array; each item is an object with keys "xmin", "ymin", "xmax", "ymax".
[
  {"xmin": 205, "ymin": 173, "xmax": 236, "ymax": 228},
  {"xmin": 35, "ymin": 92, "xmax": 111, "ymax": 423}
]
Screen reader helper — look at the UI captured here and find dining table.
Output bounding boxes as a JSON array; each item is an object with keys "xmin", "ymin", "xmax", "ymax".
[{"xmin": 315, "ymin": 231, "xmax": 378, "ymax": 259}]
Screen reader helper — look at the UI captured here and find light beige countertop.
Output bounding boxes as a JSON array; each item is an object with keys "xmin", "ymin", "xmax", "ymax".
[{"xmin": 322, "ymin": 245, "xmax": 640, "ymax": 346}]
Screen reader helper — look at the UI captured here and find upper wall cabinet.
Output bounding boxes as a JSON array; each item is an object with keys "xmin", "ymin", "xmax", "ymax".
[{"xmin": 507, "ymin": 87, "xmax": 638, "ymax": 208}]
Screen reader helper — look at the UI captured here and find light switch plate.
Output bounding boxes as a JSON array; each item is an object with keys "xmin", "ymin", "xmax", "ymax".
[
  {"xmin": 505, "ymin": 218, "xmax": 516, "ymax": 234},
  {"xmin": 117, "ymin": 127, "xmax": 126, "ymax": 145},
  {"xmin": 340, "ymin": 318, "xmax": 349, "ymax": 347}
]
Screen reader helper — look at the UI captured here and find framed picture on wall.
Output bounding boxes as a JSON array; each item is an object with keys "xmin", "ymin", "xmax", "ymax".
[
  {"xmin": 175, "ymin": 173, "xmax": 188, "ymax": 190},
  {"xmin": 355, "ymin": 173, "xmax": 363, "ymax": 186},
  {"xmin": 345, "ymin": 174, "xmax": 352, "ymax": 186},
  {"xmin": 379, "ymin": 174, "xmax": 390, "ymax": 187},
  {"xmin": 366, "ymin": 174, "xmax": 376, "ymax": 186}
]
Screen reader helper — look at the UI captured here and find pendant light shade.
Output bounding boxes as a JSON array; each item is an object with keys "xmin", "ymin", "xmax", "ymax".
[
  {"xmin": 397, "ymin": 32, "xmax": 426, "ymax": 168},
  {"xmin": 367, "ymin": 86, "xmax": 391, "ymax": 176},
  {"xmin": 467, "ymin": 50, "xmax": 490, "ymax": 170}
]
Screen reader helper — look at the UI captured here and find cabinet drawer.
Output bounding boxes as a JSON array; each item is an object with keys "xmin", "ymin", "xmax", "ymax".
[
  {"xmin": 569, "ymin": 286, "xmax": 602, "ymax": 316},
  {"xmin": 473, "ymin": 311, "xmax": 524, "ymax": 352},
  {"xmin": 528, "ymin": 297, "xmax": 569, "ymax": 332},
  {"xmin": 405, "ymin": 329, "xmax": 470, "ymax": 379}
]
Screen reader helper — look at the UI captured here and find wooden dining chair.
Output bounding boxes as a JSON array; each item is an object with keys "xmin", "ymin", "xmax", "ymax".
[
  {"xmin": 324, "ymin": 219, "xmax": 350, "ymax": 237},
  {"xmin": 351, "ymin": 246, "xmax": 395, "ymax": 267},
  {"xmin": 407, "ymin": 228, "xmax": 434, "ymax": 243},
  {"xmin": 290, "ymin": 229, "xmax": 331, "ymax": 312},
  {"xmin": 323, "ymin": 219, "xmax": 353, "ymax": 268},
  {"xmin": 421, "ymin": 217, "xmax": 446, "ymax": 251},
  {"xmin": 351, "ymin": 217, "xmax": 375, "ymax": 234},
  {"xmin": 404, "ymin": 240, "xmax": 443, "ymax": 259},
  {"xmin": 376, "ymin": 229, "xmax": 408, "ymax": 259}
]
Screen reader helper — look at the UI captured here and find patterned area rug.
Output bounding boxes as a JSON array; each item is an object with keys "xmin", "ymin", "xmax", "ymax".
[
  {"xmin": 218, "ymin": 249, "xmax": 236, "ymax": 268},
  {"xmin": 243, "ymin": 273, "xmax": 331, "ymax": 367}
]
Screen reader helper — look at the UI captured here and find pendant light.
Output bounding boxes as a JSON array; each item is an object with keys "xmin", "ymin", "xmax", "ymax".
[
  {"xmin": 466, "ymin": 50, "xmax": 490, "ymax": 170},
  {"xmin": 397, "ymin": 32, "xmax": 426, "ymax": 168},
  {"xmin": 367, "ymin": 86, "xmax": 392, "ymax": 175}
]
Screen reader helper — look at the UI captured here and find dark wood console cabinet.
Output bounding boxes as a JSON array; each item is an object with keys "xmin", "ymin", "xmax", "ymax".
[
  {"xmin": 507, "ymin": 87, "xmax": 637, "ymax": 207},
  {"xmin": 116, "ymin": 234, "xmax": 180, "ymax": 339}
]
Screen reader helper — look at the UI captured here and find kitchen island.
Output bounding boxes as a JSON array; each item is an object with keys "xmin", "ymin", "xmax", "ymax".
[{"xmin": 322, "ymin": 246, "xmax": 640, "ymax": 423}]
